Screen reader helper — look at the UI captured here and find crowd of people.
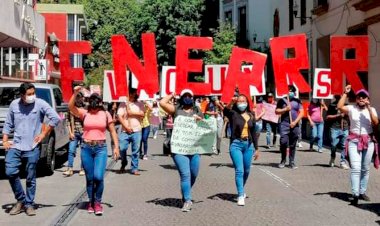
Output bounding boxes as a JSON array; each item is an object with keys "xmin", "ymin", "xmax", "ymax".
[{"xmin": 1, "ymin": 82, "xmax": 379, "ymax": 216}]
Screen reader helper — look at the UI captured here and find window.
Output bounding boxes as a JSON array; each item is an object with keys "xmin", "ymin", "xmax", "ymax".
[
  {"xmin": 289, "ymin": 0, "xmax": 294, "ymax": 31},
  {"xmin": 301, "ymin": 0, "xmax": 306, "ymax": 25},
  {"xmin": 0, "ymin": 87, "xmax": 20, "ymax": 107},
  {"xmin": 36, "ymin": 88, "xmax": 52, "ymax": 106},
  {"xmin": 314, "ymin": 0, "xmax": 328, "ymax": 7},
  {"xmin": 53, "ymin": 88, "xmax": 63, "ymax": 106},
  {"xmin": 225, "ymin": 11, "xmax": 232, "ymax": 24},
  {"xmin": 238, "ymin": 6, "xmax": 247, "ymax": 45}
]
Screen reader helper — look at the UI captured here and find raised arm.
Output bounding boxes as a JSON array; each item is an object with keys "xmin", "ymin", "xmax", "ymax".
[
  {"xmin": 337, "ymin": 85, "xmax": 350, "ymax": 114},
  {"xmin": 68, "ymin": 86, "xmax": 82, "ymax": 118},
  {"xmin": 159, "ymin": 94, "xmax": 176, "ymax": 115}
]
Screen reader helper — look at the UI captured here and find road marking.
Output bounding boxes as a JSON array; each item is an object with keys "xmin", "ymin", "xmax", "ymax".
[{"xmin": 258, "ymin": 168, "xmax": 291, "ymax": 188}]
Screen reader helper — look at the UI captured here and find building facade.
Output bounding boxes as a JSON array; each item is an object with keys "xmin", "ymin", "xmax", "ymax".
[
  {"xmin": 37, "ymin": 3, "xmax": 88, "ymax": 85},
  {"xmin": 273, "ymin": 0, "xmax": 380, "ymax": 110},
  {"xmin": 0, "ymin": 0, "xmax": 45, "ymax": 81}
]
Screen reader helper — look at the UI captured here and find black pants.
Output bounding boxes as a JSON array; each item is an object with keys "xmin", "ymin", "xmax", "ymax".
[{"xmin": 279, "ymin": 126, "xmax": 300, "ymax": 164}]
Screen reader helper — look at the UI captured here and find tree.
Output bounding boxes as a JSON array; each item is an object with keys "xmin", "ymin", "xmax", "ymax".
[
  {"xmin": 133, "ymin": 0, "xmax": 205, "ymax": 66},
  {"xmin": 204, "ymin": 22, "xmax": 236, "ymax": 65}
]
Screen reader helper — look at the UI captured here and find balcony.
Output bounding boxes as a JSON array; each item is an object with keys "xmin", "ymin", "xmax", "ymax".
[
  {"xmin": 311, "ymin": 0, "xmax": 329, "ymax": 16},
  {"xmin": 353, "ymin": 0, "xmax": 380, "ymax": 12}
]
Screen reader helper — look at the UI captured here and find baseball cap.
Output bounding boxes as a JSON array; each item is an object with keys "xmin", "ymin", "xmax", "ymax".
[
  {"xmin": 268, "ymin": 93, "xmax": 274, "ymax": 97},
  {"xmin": 180, "ymin": 89, "xmax": 194, "ymax": 97},
  {"xmin": 356, "ymin": 89, "xmax": 369, "ymax": 97}
]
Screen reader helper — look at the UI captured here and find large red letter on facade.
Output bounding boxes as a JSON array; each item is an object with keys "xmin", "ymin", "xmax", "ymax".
[
  {"xmin": 59, "ymin": 41, "xmax": 92, "ymax": 102},
  {"xmin": 111, "ymin": 33, "xmax": 159, "ymax": 98},
  {"xmin": 175, "ymin": 36, "xmax": 213, "ymax": 95},
  {"xmin": 270, "ymin": 34, "xmax": 311, "ymax": 95},
  {"xmin": 221, "ymin": 47, "xmax": 267, "ymax": 103},
  {"xmin": 330, "ymin": 36, "xmax": 368, "ymax": 94}
]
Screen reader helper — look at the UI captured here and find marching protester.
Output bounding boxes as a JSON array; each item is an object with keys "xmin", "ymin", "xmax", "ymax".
[
  {"xmin": 3, "ymin": 82, "xmax": 61, "ymax": 216},
  {"xmin": 220, "ymin": 94, "xmax": 258, "ymax": 206},
  {"xmin": 205, "ymin": 96, "xmax": 224, "ymax": 155},
  {"xmin": 337, "ymin": 85, "xmax": 379, "ymax": 205},
  {"xmin": 150, "ymin": 101, "xmax": 161, "ymax": 139},
  {"xmin": 307, "ymin": 99, "xmax": 327, "ymax": 153},
  {"xmin": 69, "ymin": 86, "xmax": 120, "ymax": 215},
  {"xmin": 264, "ymin": 93, "xmax": 278, "ymax": 148},
  {"xmin": 140, "ymin": 101, "xmax": 152, "ymax": 160},
  {"xmin": 275, "ymin": 85, "xmax": 304, "ymax": 169},
  {"xmin": 64, "ymin": 92, "xmax": 85, "ymax": 177},
  {"xmin": 117, "ymin": 88, "xmax": 145, "ymax": 174},
  {"xmin": 326, "ymin": 95, "xmax": 350, "ymax": 169},
  {"xmin": 160, "ymin": 89, "xmax": 203, "ymax": 212}
]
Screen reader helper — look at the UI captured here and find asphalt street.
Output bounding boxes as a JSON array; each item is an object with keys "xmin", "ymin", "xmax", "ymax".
[{"xmin": 0, "ymin": 132, "xmax": 379, "ymax": 226}]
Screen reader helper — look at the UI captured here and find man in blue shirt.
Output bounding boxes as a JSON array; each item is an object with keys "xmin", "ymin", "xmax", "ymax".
[
  {"xmin": 275, "ymin": 85, "xmax": 304, "ymax": 169},
  {"xmin": 2, "ymin": 82, "xmax": 61, "ymax": 216}
]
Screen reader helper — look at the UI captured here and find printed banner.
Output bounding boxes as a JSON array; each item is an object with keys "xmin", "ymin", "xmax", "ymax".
[
  {"xmin": 313, "ymin": 68, "xmax": 333, "ymax": 99},
  {"xmin": 171, "ymin": 115, "xmax": 217, "ymax": 155},
  {"xmin": 261, "ymin": 102, "xmax": 279, "ymax": 123}
]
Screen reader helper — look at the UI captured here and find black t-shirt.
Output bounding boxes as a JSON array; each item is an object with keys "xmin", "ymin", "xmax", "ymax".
[{"xmin": 326, "ymin": 101, "xmax": 349, "ymax": 130}]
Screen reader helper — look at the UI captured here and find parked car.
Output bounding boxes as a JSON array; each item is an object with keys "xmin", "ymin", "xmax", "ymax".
[{"xmin": 0, "ymin": 83, "xmax": 70, "ymax": 175}]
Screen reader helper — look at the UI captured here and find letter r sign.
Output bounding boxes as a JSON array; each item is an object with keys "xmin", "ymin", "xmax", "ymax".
[{"xmin": 313, "ymin": 68, "xmax": 332, "ymax": 99}]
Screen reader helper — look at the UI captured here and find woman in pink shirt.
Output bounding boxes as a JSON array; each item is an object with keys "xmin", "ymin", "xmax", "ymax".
[
  {"xmin": 69, "ymin": 86, "xmax": 120, "ymax": 216},
  {"xmin": 307, "ymin": 99, "xmax": 327, "ymax": 153}
]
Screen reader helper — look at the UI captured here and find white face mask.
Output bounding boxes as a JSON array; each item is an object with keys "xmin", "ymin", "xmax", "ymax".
[{"xmin": 25, "ymin": 95, "xmax": 36, "ymax": 104}]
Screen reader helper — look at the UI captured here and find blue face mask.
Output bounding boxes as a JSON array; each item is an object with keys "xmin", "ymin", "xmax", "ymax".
[
  {"xmin": 237, "ymin": 103, "xmax": 248, "ymax": 112},
  {"xmin": 289, "ymin": 92, "xmax": 295, "ymax": 99},
  {"xmin": 183, "ymin": 97, "xmax": 193, "ymax": 106}
]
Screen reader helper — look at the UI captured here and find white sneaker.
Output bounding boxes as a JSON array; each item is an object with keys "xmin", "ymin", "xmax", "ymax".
[
  {"xmin": 237, "ymin": 195, "xmax": 245, "ymax": 206},
  {"xmin": 153, "ymin": 135, "xmax": 157, "ymax": 139},
  {"xmin": 340, "ymin": 163, "xmax": 350, "ymax": 170},
  {"xmin": 298, "ymin": 142, "xmax": 303, "ymax": 148}
]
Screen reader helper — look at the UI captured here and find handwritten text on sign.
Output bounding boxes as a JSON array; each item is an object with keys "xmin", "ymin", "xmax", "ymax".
[{"xmin": 171, "ymin": 116, "xmax": 217, "ymax": 155}]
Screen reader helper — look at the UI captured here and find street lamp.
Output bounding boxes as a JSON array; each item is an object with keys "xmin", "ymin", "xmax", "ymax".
[{"xmin": 293, "ymin": 1, "xmax": 312, "ymax": 20}]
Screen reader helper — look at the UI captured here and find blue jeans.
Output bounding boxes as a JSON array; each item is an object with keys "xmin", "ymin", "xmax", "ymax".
[
  {"xmin": 229, "ymin": 139, "xmax": 255, "ymax": 197},
  {"xmin": 310, "ymin": 122, "xmax": 324, "ymax": 150},
  {"xmin": 81, "ymin": 143, "xmax": 108, "ymax": 203},
  {"xmin": 266, "ymin": 121, "xmax": 278, "ymax": 146},
  {"xmin": 5, "ymin": 147, "xmax": 40, "ymax": 207},
  {"xmin": 119, "ymin": 131, "xmax": 142, "ymax": 172},
  {"xmin": 139, "ymin": 126, "xmax": 150, "ymax": 156},
  {"xmin": 172, "ymin": 154, "xmax": 200, "ymax": 202},
  {"xmin": 68, "ymin": 132, "xmax": 83, "ymax": 168},
  {"xmin": 330, "ymin": 128, "xmax": 348, "ymax": 163},
  {"xmin": 348, "ymin": 141, "xmax": 374, "ymax": 196},
  {"xmin": 151, "ymin": 125, "xmax": 159, "ymax": 137}
]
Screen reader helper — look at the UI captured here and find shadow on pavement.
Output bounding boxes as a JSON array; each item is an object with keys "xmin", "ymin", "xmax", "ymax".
[
  {"xmin": 303, "ymin": 163, "xmax": 331, "ymax": 168},
  {"xmin": 252, "ymin": 162, "xmax": 279, "ymax": 168},
  {"xmin": 207, "ymin": 193, "xmax": 236, "ymax": 203},
  {"xmin": 159, "ymin": 164, "xmax": 177, "ymax": 170},
  {"xmin": 146, "ymin": 198, "xmax": 182, "ymax": 209},
  {"xmin": 2, "ymin": 202, "xmax": 56, "ymax": 213},
  {"xmin": 209, "ymin": 163, "xmax": 233, "ymax": 168},
  {"xmin": 314, "ymin": 191, "xmax": 351, "ymax": 202},
  {"xmin": 151, "ymin": 154, "xmax": 171, "ymax": 157}
]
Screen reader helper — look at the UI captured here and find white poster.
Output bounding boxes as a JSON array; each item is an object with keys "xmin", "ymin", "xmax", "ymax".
[{"xmin": 313, "ymin": 68, "xmax": 333, "ymax": 99}]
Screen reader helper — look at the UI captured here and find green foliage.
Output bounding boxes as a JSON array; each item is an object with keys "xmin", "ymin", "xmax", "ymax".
[
  {"xmin": 204, "ymin": 22, "xmax": 236, "ymax": 65},
  {"xmin": 133, "ymin": 0, "xmax": 205, "ymax": 66}
]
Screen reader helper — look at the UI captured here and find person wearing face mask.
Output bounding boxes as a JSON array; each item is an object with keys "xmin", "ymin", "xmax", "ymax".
[
  {"xmin": 69, "ymin": 87, "xmax": 120, "ymax": 215},
  {"xmin": 338, "ymin": 85, "xmax": 379, "ymax": 206},
  {"xmin": 160, "ymin": 89, "xmax": 203, "ymax": 212},
  {"xmin": 2, "ymin": 82, "xmax": 61, "ymax": 216},
  {"xmin": 264, "ymin": 93, "xmax": 278, "ymax": 148},
  {"xmin": 221, "ymin": 94, "xmax": 258, "ymax": 206},
  {"xmin": 64, "ymin": 92, "xmax": 86, "ymax": 177},
  {"xmin": 307, "ymin": 99, "xmax": 327, "ymax": 153},
  {"xmin": 326, "ymin": 95, "xmax": 350, "ymax": 169},
  {"xmin": 117, "ymin": 88, "xmax": 145, "ymax": 175},
  {"xmin": 205, "ymin": 96, "xmax": 224, "ymax": 155},
  {"xmin": 275, "ymin": 85, "xmax": 304, "ymax": 169}
]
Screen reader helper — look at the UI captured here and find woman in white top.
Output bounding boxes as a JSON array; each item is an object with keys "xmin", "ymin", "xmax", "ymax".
[{"xmin": 338, "ymin": 85, "xmax": 379, "ymax": 205}]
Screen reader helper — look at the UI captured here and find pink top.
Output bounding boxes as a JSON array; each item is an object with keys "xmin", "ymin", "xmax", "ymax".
[
  {"xmin": 78, "ymin": 109, "xmax": 113, "ymax": 141},
  {"xmin": 308, "ymin": 104, "xmax": 323, "ymax": 123},
  {"xmin": 117, "ymin": 101, "xmax": 145, "ymax": 132}
]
